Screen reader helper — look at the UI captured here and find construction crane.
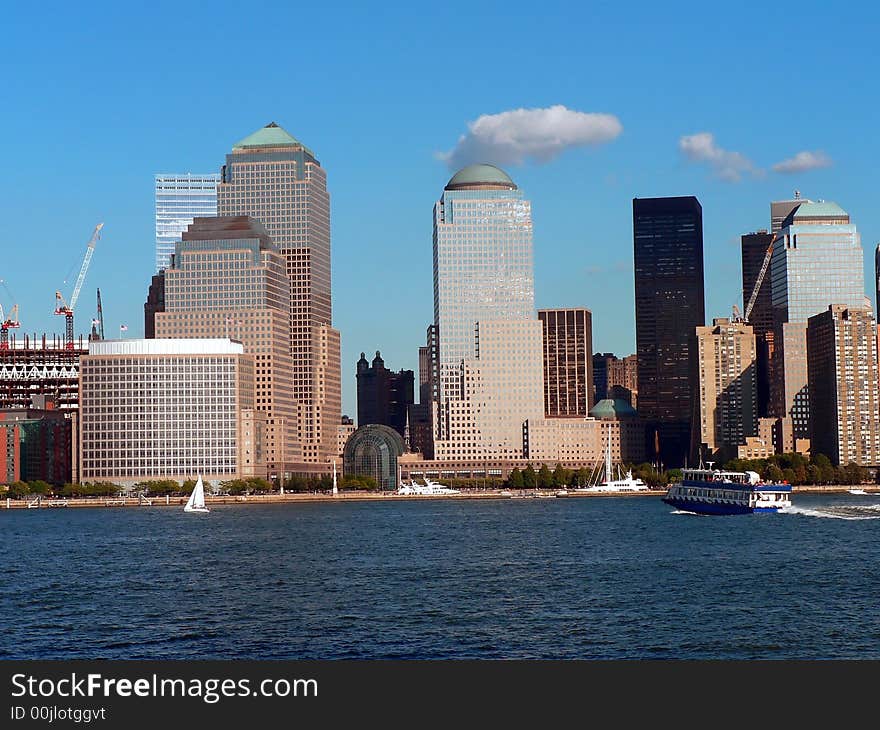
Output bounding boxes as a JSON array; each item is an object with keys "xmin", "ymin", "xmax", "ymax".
[
  {"xmin": 0, "ymin": 303, "xmax": 20, "ymax": 350},
  {"xmin": 743, "ymin": 235, "xmax": 776, "ymax": 324},
  {"xmin": 55, "ymin": 223, "xmax": 104, "ymax": 349}
]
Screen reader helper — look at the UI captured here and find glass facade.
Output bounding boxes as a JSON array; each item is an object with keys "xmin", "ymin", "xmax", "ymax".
[
  {"xmin": 431, "ymin": 167, "xmax": 539, "ymax": 457},
  {"xmin": 154, "ymin": 174, "xmax": 219, "ymax": 272},
  {"xmin": 632, "ymin": 196, "xmax": 705, "ymax": 467},
  {"xmin": 769, "ymin": 201, "xmax": 866, "ymax": 437},
  {"xmin": 342, "ymin": 424, "xmax": 405, "ymax": 490}
]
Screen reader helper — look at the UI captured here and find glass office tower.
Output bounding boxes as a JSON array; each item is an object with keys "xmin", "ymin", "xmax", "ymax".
[
  {"xmin": 431, "ymin": 164, "xmax": 543, "ymax": 457},
  {"xmin": 769, "ymin": 200, "xmax": 866, "ymax": 438},
  {"xmin": 632, "ymin": 196, "xmax": 706, "ymax": 468},
  {"xmin": 154, "ymin": 174, "xmax": 219, "ymax": 271}
]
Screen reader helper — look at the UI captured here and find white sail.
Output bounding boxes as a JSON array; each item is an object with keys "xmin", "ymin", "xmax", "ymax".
[{"xmin": 184, "ymin": 475, "xmax": 209, "ymax": 513}]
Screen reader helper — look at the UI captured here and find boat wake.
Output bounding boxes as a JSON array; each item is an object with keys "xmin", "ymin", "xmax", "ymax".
[{"xmin": 783, "ymin": 503, "xmax": 880, "ymax": 521}]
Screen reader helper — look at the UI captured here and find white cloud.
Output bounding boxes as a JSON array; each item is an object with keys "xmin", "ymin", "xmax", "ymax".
[
  {"xmin": 772, "ymin": 150, "xmax": 833, "ymax": 174},
  {"xmin": 440, "ymin": 105, "xmax": 622, "ymax": 170},
  {"xmin": 678, "ymin": 132, "xmax": 760, "ymax": 182}
]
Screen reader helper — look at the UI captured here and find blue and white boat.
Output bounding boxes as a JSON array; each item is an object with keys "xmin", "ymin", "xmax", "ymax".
[{"xmin": 663, "ymin": 465, "xmax": 792, "ymax": 515}]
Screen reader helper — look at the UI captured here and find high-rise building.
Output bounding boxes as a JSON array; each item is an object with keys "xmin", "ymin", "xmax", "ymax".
[
  {"xmin": 632, "ymin": 196, "xmax": 705, "ymax": 467},
  {"xmin": 694, "ymin": 318, "xmax": 758, "ymax": 462},
  {"xmin": 356, "ymin": 351, "xmax": 414, "ymax": 438},
  {"xmin": 538, "ymin": 308, "xmax": 593, "ymax": 417},
  {"xmin": 154, "ymin": 216, "xmax": 298, "ymax": 475},
  {"xmin": 741, "ymin": 230, "xmax": 775, "ymax": 416},
  {"xmin": 144, "ymin": 271, "xmax": 165, "ymax": 339},
  {"xmin": 875, "ymin": 243, "xmax": 880, "ymax": 312},
  {"xmin": 769, "ymin": 201, "xmax": 866, "ymax": 439},
  {"xmin": 807, "ymin": 306, "xmax": 880, "ymax": 466},
  {"xmin": 607, "ymin": 354, "xmax": 638, "ymax": 407},
  {"xmin": 431, "ymin": 165, "xmax": 541, "ymax": 459},
  {"xmin": 418, "ymin": 345, "xmax": 431, "ymax": 405},
  {"xmin": 217, "ymin": 122, "xmax": 340, "ymax": 465},
  {"xmin": 771, "ymin": 194, "xmax": 805, "ymax": 234},
  {"xmin": 0, "ymin": 406, "xmax": 73, "ymax": 485},
  {"xmin": 79, "ymin": 338, "xmax": 263, "ymax": 486},
  {"xmin": 154, "ymin": 174, "xmax": 219, "ymax": 272}
]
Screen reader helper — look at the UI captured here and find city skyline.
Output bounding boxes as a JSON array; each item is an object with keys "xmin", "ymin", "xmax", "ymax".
[{"xmin": 1, "ymin": 2, "xmax": 878, "ymax": 419}]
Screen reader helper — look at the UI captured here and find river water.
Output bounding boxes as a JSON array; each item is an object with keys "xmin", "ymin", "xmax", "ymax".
[{"xmin": 1, "ymin": 493, "xmax": 878, "ymax": 659}]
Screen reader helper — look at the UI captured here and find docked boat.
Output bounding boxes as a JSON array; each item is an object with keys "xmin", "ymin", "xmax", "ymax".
[
  {"xmin": 663, "ymin": 466, "xmax": 791, "ymax": 515},
  {"xmin": 397, "ymin": 478, "xmax": 461, "ymax": 496},
  {"xmin": 584, "ymin": 423, "xmax": 649, "ymax": 493}
]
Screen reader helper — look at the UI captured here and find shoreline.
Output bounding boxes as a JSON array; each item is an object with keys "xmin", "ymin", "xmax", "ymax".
[{"xmin": 2, "ymin": 484, "xmax": 876, "ymax": 510}]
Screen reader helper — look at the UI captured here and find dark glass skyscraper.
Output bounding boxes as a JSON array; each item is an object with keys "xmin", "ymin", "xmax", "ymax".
[
  {"xmin": 633, "ymin": 196, "xmax": 705, "ymax": 467},
  {"xmin": 741, "ymin": 230, "xmax": 774, "ymax": 416}
]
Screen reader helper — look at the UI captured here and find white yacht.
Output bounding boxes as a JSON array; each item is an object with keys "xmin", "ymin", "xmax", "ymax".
[
  {"xmin": 397, "ymin": 478, "xmax": 461, "ymax": 496},
  {"xmin": 585, "ymin": 424, "xmax": 649, "ymax": 492}
]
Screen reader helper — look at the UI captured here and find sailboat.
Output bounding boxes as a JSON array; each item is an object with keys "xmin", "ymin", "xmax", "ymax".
[
  {"xmin": 184, "ymin": 475, "xmax": 210, "ymax": 513},
  {"xmin": 583, "ymin": 424, "xmax": 649, "ymax": 492}
]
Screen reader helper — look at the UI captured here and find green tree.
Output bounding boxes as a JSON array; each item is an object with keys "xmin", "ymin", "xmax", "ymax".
[
  {"xmin": 538, "ymin": 464, "xmax": 553, "ymax": 488},
  {"xmin": 522, "ymin": 465, "xmax": 537, "ymax": 488},
  {"xmin": 135, "ymin": 480, "xmax": 178, "ymax": 496},
  {"xmin": 766, "ymin": 464, "xmax": 784, "ymax": 483},
  {"xmin": 552, "ymin": 464, "xmax": 571, "ymax": 488},
  {"xmin": 246, "ymin": 477, "xmax": 273, "ymax": 493},
  {"xmin": 844, "ymin": 462, "xmax": 867, "ymax": 485},
  {"xmin": 7, "ymin": 481, "xmax": 30, "ymax": 498},
  {"xmin": 507, "ymin": 468, "xmax": 524, "ymax": 489},
  {"xmin": 28, "ymin": 480, "xmax": 51, "ymax": 495}
]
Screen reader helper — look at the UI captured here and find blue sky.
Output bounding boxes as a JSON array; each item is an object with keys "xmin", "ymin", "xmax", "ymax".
[{"xmin": 1, "ymin": 0, "xmax": 878, "ymax": 417}]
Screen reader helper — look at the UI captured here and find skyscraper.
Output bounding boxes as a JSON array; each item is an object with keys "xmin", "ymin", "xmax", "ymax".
[
  {"xmin": 769, "ymin": 201, "xmax": 866, "ymax": 439},
  {"xmin": 807, "ymin": 305, "xmax": 880, "ymax": 466},
  {"xmin": 694, "ymin": 318, "xmax": 758, "ymax": 462},
  {"xmin": 154, "ymin": 216, "xmax": 299, "ymax": 474},
  {"xmin": 431, "ymin": 164, "xmax": 543, "ymax": 459},
  {"xmin": 771, "ymin": 194, "xmax": 806, "ymax": 235},
  {"xmin": 154, "ymin": 174, "xmax": 219, "ymax": 271},
  {"xmin": 741, "ymin": 230, "xmax": 774, "ymax": 416},
  {"xmin": 356, "ymin": 351, "xmax": 414, "ymax": 438},
  {"xmin": 875, "ymin": 243, "xmax": 880, "ymax": 312},
  {"xmin": 217, "ymin": 122, "xmax": 341, "ymax": 465},
  {"xmin": 538, "ymin": 308, "xmax": 593, "ymax": 417},
  {"xmin": 632, "ymin": 196, "xmax": 705, "ymax": 467}
]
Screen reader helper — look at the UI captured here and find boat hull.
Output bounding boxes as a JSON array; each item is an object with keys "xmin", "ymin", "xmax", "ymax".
[{"xmin": 662, "ymin": 497, "xmax": 783, "ymax": 515}]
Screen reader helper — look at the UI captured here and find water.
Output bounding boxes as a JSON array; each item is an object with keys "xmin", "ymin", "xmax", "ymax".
[{"xmin": 1, "ymin": 493, "xmax": 878, "ymax": 659}]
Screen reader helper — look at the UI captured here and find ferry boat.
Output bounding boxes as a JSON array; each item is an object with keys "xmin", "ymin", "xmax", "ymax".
[{"xmin": 662, "ymin": 465, "xmax": 791, "ymax": 515}]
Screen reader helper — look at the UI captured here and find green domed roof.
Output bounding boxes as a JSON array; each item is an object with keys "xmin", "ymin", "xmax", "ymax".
[
  {"xmin": 232, "ymin": 122, "xmax": 314, "ymax": 156},
  {"xmin": 445, "ymin": 164, "xmax": 516, "ymax": 191},
  {"xmin": 590, "ymin": 398, "xmax": 638, "ymax": 419}
]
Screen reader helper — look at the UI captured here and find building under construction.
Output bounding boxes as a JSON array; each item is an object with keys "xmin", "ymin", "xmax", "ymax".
[{"xmin": 0, "ymin": 333, "xmax": 87, "ymax": 411}]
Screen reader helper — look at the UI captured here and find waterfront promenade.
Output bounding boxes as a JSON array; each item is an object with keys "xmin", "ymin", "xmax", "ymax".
[{"xmin": 1, "ymin": 484, "xmax": 873, "ymax": 509}]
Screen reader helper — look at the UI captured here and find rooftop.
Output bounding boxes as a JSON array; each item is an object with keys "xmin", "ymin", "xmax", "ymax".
[
  {"xmin": 445, "ymin": 164, "xmax": 517, "ymax": 191},
  {"xmin": 231, "ymin": 122, "xmax": 313, "ymax": 156},
  {"xmin": 182, "ymin": 216, "xmax": 275, "ymax": 249},
  {"xmin": 589, "ymin": 398, "xmax": 638, "ymax": 419},
  {"xmin": 783, "ymin": 200, "xmax": 850, "ymax": 227}
]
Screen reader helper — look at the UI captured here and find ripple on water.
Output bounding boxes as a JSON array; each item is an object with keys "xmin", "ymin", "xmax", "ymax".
[{"xmin": 1, "ymin": 494, "xmax": 879, "ymax": 659}]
